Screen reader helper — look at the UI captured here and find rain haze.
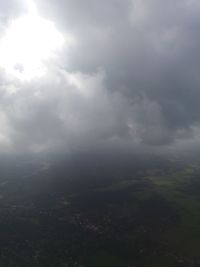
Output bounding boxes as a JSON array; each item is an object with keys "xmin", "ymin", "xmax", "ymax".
[{"xmin": 0, "ymin": 0, "xmax": 200, "ymax": 266}]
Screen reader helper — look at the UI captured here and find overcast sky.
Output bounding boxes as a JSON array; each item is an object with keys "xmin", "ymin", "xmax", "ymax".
[{"xmin": 0, "ymin": 0, "xmax": 200, "ymax": 155}]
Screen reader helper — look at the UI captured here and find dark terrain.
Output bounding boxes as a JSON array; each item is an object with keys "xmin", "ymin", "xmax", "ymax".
[{"xmin": 0, "ymin": 153, "xmax": 199, "ymax": 266}]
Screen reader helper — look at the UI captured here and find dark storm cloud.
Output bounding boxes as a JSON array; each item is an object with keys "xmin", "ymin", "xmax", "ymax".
[{"xmin": 0, "ymin": 0, "xmax": 200, "ymax": 153}]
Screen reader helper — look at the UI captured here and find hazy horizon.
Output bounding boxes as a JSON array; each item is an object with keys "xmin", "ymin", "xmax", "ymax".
[{"xmin": 1, "ymin": 1, "xmax": 200, "ymax": 266}]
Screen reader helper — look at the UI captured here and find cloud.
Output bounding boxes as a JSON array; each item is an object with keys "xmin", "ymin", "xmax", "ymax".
[
  {"xmin": 0, "ymin": 66, "xmax": 134, "ymax": 153},
  {"xmin": 0, "ymin": 0, "xmax": 200, "ymax": 154}
]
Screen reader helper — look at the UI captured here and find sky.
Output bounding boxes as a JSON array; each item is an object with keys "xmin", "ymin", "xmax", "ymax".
[{"xmin": 0, "ymin": 0, "xmax": 200, "ymax": 155}]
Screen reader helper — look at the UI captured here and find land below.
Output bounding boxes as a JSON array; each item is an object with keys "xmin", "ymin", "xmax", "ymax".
[{"xmin": 0, "ymin": 153, "xmax": 199, "ymax": 266}]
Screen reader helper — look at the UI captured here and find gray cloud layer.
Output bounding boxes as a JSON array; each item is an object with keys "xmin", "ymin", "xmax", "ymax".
[{"xmin": 0, "ymin": 0, "xmax": 200, "ymax": 154}]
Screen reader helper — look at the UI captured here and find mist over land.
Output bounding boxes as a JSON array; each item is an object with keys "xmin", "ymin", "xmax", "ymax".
[
  {"xmin": 0, "ymin": 151, "xmax": 199, "ymax": 266},
  {"xmin": 1, "ymin": 0, "xmax": 200, "ymax": 266}
]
